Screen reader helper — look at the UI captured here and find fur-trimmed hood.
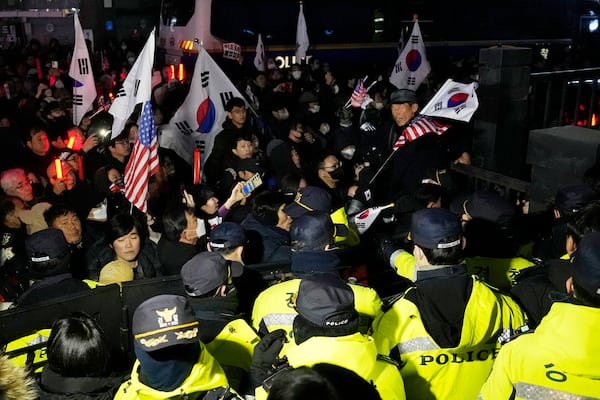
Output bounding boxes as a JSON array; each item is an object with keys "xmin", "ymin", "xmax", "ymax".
[{"xmin": 0, "ymin": 355, "xmax": 38, "ymax": 400}]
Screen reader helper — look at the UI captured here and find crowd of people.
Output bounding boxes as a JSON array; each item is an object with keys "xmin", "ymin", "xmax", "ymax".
[{"xmin": 0, "ymin": 35, "xmax": 599, "ymax": 400}]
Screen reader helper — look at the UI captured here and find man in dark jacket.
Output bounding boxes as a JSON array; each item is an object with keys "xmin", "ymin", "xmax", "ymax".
[
  {"xmin": 158, "ymin": 203, "xmax": 204, "ymax": 275},
  {"xmin": 241, "ymin": 191, "xmax": 291, "ymax": 264},
  {"xmin": 16, "ymin": 228, "xmax": 89, "ymax": 307},
  {"xmin": 204, "ymin": 97, "xmax": 252, "ymax": 186}
]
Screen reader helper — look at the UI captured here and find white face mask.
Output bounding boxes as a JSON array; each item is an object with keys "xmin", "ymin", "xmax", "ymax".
[
  {"xmin": 292, "ymin": 71, "xmax": 302, "ymax": 80},
  {"xmin": 309, "ymin": 104, "xmax": 320, "ymax": 113},
  {"xmin": 374, "ymin": 102, "xmax": 384, "ymax": 110},
  {"xmin": 341, "ymin": 147, "xmax": 356, "ymax": 160}
]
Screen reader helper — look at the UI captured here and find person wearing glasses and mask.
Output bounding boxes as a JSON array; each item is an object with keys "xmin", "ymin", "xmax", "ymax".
[{"xmin": 314, "ymin": 152, "xmax": 349, "ymax": 211}]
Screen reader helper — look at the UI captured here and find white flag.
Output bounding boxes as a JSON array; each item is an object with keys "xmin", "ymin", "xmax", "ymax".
[
  {"xmin": 109, "ymin": 28, "xmax": 155, "ymax": 139},
  {"xmin": 390, "ymin": 20, "xmax": 430, "ymax": 90},
  {"xmin": 68, "ymin": 13, "xmax": 97, "ymax": 125},
  {"xmin": 420, "ymin": 79, "xmax": 479, "ymax": 123},
  {"xmin": 295, "ymin": 3, "xmax": 309, "ymax": 61},
  {"xmin": 254, "ymin": 33, "xmax": 265, "ymax": 71},
  {"xmin": 159, "ymin": 47, "xmax": 245, "ymax": 165}
]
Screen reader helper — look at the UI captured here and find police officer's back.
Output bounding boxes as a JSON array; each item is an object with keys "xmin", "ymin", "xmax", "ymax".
[{"xmin": 371, "ymin": 208, "xmax": 527, "ymax": 400}]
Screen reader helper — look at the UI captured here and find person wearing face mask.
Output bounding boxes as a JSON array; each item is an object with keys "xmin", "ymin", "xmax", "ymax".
[
  {"xmin": 181, "ymin": 251, "xmax": 259, "ymax": 393},
  {"xmin": 359, "ymin": 86, "xmax": 391, "ymax": 129},
  {"xmin": 42, "ymin": 101, "xmax": 71, "ymax": 142},
  {"xmin": 296, "ymin": 92, "xmax": 331, "ymax": 149},
  {"xmin": 313, "ymin": 153, "xmax": 348, "ymax": 211},
  {"xmin": 157, "ymin": 203, "xmax": 206, "ymax": 275},
  {"xmin": 332, "ymin": 107, "xmax": 362, "ymax": 167}
]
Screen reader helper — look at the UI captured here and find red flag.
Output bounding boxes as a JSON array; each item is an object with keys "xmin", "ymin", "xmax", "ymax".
[
  {"xmin": 392, "ymin": 115, "xmax": 450, "ymax": 150},
  {"xmin": 350, "ymin": 79, "xmax": 366, "ymax": 108},
  {"xmin": 124, "ymin": 101, "xmax": 159, "ymax": 213}
]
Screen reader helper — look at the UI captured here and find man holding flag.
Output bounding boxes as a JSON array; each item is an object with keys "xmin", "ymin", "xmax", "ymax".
[{"xmin": 370, "ymin": 82, "xmax": 477, "ymax": 202}]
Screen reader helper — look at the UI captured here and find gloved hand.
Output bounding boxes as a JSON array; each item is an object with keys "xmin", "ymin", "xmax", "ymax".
[
  {"xmin": 247, "ymin": 329, "xmax": 288, "ymax": 393},
  {"xmin": 372, "ymin": 233, "xmax": 400, "ymax": 266},
  {"xmin": 252, "ymin": 329, "xmax": 287, "ymax": 369}
]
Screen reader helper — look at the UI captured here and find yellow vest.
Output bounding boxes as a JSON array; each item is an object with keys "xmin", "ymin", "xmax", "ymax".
[
  {"xmin": 372, "ymin": 277, "xmax": 527, "ymax": 400},
  {"xmin": 205, "ymin": 319, "xmax": 259, "ymax": 392},
  {"xmin": 251, "ymin": 278, "xmax": 383, "ymax": 341},
  {"xmin": 4, "ymin": 329, "xmax": 51, "ymax": 373},
  {"xmin": 114, "ymin": 342, "xmax": 229, "ymax": 400},
  {"xmin": 282, "ymin": 333, "xmax": 406, "ymax": 400},
  {"xmin": 466, "ymin": 256, "xmax": 534, "ymax": 291},
  {"xmin": 479, "ymin": 302, "xmax": 600, "ymax": 400}
]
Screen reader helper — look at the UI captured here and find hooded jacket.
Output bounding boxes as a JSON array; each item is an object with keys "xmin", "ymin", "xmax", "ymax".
[
  {"xmin": 479, "ymin": 301, "xmax": 600, "ymax": 400},
  {"xmin": 0, "ymin": 355, "xmax": 38, "ymax": 400},
  {"xmin": 372, "ymin": 274, "xmax": 527, "ymax": 400}
]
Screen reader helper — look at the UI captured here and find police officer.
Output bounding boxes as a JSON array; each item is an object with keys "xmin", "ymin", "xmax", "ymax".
[
  {"xmin": 181, "ymin": 251, "xmax": 260, "ymax": 393},
  {"xmin": 251, "ymin": 211, "xmax": 382, "ymax": 340},
  {"xmin": 281, "ymin": 274, "xmax": 405, "ymax": 400},
  {"xmin": 371, "ymin": 208, "xmax": 527, "ymax": 400},
  {"xmin": 480, "ymin": 231, "xmax": 600, "ymax": 399},
  {"xmin": 114, "ymin": 295, "xmax": 242, "ymax": 399}
]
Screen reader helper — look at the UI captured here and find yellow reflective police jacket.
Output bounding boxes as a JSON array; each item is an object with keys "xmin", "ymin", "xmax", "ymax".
[
  {"xmin": 466, "ymin": 256, "xmax": 535, "ymax": 292},
  {"xmin": 392, "ymin": 253, "xmax": 536, "ymax": 292},
  {"xmin": 391, "ymin": 249, "xmax": 417, "ymax": 281},
  {"xmin": 282, "ymin": 332, "xmax": 406, "ymax": 400},
  {"xmin": 4, "ymin": 329, "xmax": 51, "ymax": 373},
  {"xmin": 251, "ymin": 278, "xmax": 383, "ymax": 340},
  {"xmin": 114, "ymin": 341, "xmax": 229, "ymax": 400},
  {"xmin": 479, "ymin": 302, "xmax": 600, "ymax": 400},
  {"xmin": 372, "ymin": 276, "xmax": 527, "ymax": 400},
  {"xmin": 204, "ymin": 318, "xmax": 259, "ymax": 392}
]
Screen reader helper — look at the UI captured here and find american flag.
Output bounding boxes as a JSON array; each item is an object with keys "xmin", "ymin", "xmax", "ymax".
[
  {"xmin": 350, "ymin": 79, "xmax": 366, "ymax": 108},
  {"xmin": 392, "ymin": 115, "xmax": 450, "ymax": 151},
  {"xmin": 124, "ymin": 101, "xmax": 159, "ymax": 213}
]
